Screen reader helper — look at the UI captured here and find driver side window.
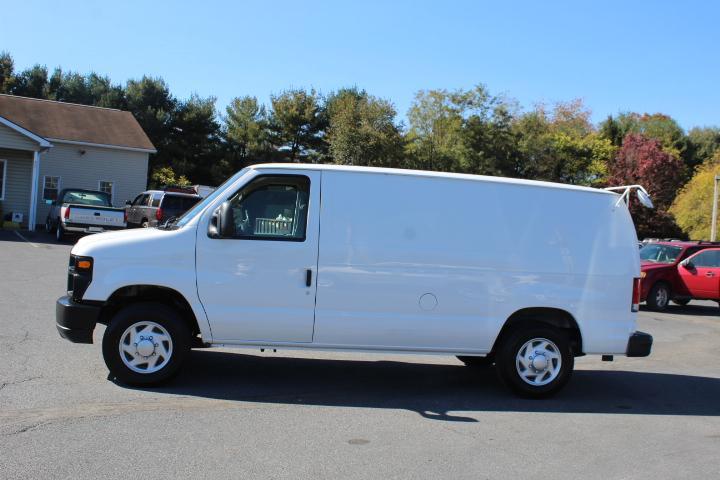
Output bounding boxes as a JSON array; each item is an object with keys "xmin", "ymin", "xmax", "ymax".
[
  {"xmin": 227, "ymin": 175, "xmax": 310, "ymax": 241},
  {"xmin": 692, "ymin": 250, "xmax": 720, "ymax": 268}
]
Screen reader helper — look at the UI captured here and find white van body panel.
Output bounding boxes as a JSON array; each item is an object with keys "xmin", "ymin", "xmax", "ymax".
[
  {"xmin": 72, "ymin": 164, "xmax": 640, "ymax": 356},
  {"xmin": 313, "ymin": 170, "xmax": 638, "ymax": 354}
]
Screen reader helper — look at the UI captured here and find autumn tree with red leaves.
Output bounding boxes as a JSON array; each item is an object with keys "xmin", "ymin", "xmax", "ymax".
[{"xmin": 608, "ymin": 133, "xmax": 686, "ymax": 238}]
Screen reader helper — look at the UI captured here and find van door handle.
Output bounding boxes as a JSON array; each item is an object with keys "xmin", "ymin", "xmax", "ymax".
[
  {"xmin": 306, "ymin": 269, "xmax": 312, "ymax": 287},
  {"xmin": 706, "ymin": 272, "xmax": 715, "ymax": 277}
]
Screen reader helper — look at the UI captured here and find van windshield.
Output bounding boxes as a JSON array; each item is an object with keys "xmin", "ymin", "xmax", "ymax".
[
  {"xmin": 174, "ymin": 169, "xmax": 249, "ymax": 228},
  {"xmin": 640, "ymin": 244, "xmax": 683, "ymax": 264}
]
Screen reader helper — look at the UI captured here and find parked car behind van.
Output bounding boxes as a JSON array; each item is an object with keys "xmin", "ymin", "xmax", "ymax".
[
  {"xmin": 640, "ymin": 240, "xmax": 720, "ymax": 310},
  {"xmin": 45, "ymin": 188, "xmax": 126, "ymax": 241},
  {"xmin": 125, "ymin": 188, "xmax": 201, "ymax": 228},
  {"xmin": 56, "ymin": 164, "xmax": 652, "ymax": 398}
]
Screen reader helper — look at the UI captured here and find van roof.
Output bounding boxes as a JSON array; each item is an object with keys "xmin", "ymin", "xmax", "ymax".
[{"xmin": 250, "ymin": 163, "xmax": 616, "ymax": 197}]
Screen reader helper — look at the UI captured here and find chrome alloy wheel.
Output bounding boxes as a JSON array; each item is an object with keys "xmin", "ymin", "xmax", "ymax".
[
  {"xmin": 118, "ymin": 321, "xmax": 173, "ymax": 374},
  {"xmin": 515, "ymin": 337, "xmax": 562, "ymax": 386},
  {"xmin": 655, "ymin": 287, "xmax": 669, "ymax": 308}
]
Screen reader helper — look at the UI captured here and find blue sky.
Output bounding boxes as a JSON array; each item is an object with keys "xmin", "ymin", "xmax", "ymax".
[{"xmin": 2, "ymin": 0, "xmax": 718, "ymax": 129}]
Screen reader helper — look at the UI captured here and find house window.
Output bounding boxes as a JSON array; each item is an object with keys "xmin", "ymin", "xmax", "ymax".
[
  {"xmin": 0, "ymin": 160, "xmax": 6, "ymax": 200},
  {"xmin": 43, "ymin": 176, "xmax": 60, "ymax": 202},
  {"xmin": 99, "ymin": 181, "xmax": 114, "ymax": 204}
]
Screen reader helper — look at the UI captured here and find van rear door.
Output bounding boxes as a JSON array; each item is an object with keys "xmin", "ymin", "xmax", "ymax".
[{"xmin": 195, "ymin": 171, "xmax": 321, "ymax": 343}]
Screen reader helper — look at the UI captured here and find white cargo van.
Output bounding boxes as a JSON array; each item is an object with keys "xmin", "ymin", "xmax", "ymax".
[{"xmin": 56, "ymin": 164, "xmax": 652, "ymax": 397}]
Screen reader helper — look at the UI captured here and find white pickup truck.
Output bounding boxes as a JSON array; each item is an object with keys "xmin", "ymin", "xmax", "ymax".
[
  {"xmin": 45, "ymin": 189, "xmax": 126, "ymax": 241},
  {"xmin": 56, "ymin": 164, "xmax": 652, "ymax": 398}
]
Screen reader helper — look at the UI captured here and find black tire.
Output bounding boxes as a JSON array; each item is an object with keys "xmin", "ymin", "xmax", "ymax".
[
  {"xmin": 646, "ymin": 283, "xmax": 670, "ymax": 311},
  {"xmin": 495, "ymin": 326, "xmax": 573, "ymax": 398},
  {"xmin": 457, "ymin": 355, "xmax": 494, "ymax": 367},
  {"xmin": 672, "ymin": 298, "xmax": 690, "ymax": 306},
  {"xmin": 55, "ymin": 222, "xmax": 65, "ymax": 242},
  {"xmin": 141, "ymin": 219, "xmax": 149, "ymax": 228},
  {"xmin": 102, "ymin": 302, "xmax": 190, "ymax": 385}
]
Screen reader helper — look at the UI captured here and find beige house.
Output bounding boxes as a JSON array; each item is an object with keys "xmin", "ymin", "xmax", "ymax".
[{"xmin": 0, "ymin": 94, "xmax": 155, "ymax": 230}]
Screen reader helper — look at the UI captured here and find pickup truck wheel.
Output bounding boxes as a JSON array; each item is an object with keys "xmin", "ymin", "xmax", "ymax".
[
  {"xmin": 102, "ymin": 302, "xmax": 190, "ymax": 385},
  {"xmin": 495, "ymin": 327, "xmax": 573, "ymax": 398},
  {"xmin": 141, "ymin": 220, "xmax": 149, "ymax": 228},
  {"xmin": 647, "ymin": 283, "xmax": 670, "ymax": 311},
  {"xmin": 55, "ymin": 223, "xmax": 65, "ymax": 242},
  {"xmin": 457, "ymin": 355, "xmax": 494, "ymax": 367}
]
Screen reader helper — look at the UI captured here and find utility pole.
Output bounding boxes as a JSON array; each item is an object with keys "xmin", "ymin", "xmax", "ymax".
[{"xmin": 711, "ymin": 175, "xmax": 720, "ymax": 242}]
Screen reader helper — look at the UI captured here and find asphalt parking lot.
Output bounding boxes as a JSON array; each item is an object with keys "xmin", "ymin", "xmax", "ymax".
[{"xmin": 0, "ymin": 230, "xmax": 719, "ymax": 480}]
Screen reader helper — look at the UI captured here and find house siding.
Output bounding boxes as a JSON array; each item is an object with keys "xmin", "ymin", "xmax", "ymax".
[
  {"xmin": 0, "ymin": 148, "xmax": 33, "ymax": 226},
  {"xmin": 36, "ymin": 143, "xmax": 149, "ymax": 224},
  {"xmin": 0, "ymin": 122, "xmax": 41, "ymax": 151}
]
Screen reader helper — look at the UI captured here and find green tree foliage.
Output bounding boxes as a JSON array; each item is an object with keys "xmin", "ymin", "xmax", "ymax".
[
  {"xmin": 225, "ymin": 96, "xmax": 269, "ymax": 165},
  {"xmin": 405, "ymin": 88, "xmax": 466, "ymax": 171},
  {"xmin": 670, "ymin": 153, "xmax": 720, "ymax": 240},
  {"xmin": 687, "ymin": 127, "xmax": 720, "ymax": 166},
  {"xmin": 11, "ymin": 64, "xmax": 49, "ymax": 98},
  {"xmin": 325, "ymin": 88, "xmax": 405, "ymax": 167},
  {"xmin": 0, "ymin": 51, "xmax": 15, "ymax": 93},
  {"xmin": 150, "ymin": 166, "xmax": 191, "ymax": 188},
  {"xmin": 513, "ymin": 100, "xmax": 615, "ymax": 185},
  {"xmin": 165, "ymin": 94, "xmax": 223, "ymax": 184},
  {"xmin": 268, "ymin": 88, "xmax": 326, "ymax": 162}
]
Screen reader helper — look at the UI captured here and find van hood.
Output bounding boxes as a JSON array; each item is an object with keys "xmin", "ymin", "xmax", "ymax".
[{"xmin": 71, "ymin": 227, "xmax": 188, "ymax": 257}]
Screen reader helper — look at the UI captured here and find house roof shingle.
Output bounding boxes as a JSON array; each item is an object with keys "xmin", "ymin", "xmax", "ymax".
[{"xmin": 0, "ymin": 94, "xmax": 156, "ymax": 152}]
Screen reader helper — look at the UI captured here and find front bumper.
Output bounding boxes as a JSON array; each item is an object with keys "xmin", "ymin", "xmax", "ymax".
[
  {"xmin": 626, "ymin": 331, "xmax": 653, "ymax": 357},
  {"xmin": 55, "ymin": 295, "xmax": 101, "ymax": 344}
]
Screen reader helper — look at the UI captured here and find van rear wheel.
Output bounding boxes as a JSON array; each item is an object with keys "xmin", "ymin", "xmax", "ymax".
[
  {"xmin": 495, "ymin": 327, "xmax": 573, "ymax": 398},
  {"xmin": 102, "ymin": 302, "xmax": 190, "ymax": 385}
]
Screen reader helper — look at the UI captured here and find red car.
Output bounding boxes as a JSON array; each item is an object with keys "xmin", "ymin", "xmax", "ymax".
[{"xmin": 640, "ymin": 242, "xmax": 720, "ymax": 310}]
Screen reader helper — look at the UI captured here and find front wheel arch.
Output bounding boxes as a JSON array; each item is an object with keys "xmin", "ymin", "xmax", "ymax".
[{"xmin": 99, "ymin": 285, "xmax": 201, "ymax": 338}]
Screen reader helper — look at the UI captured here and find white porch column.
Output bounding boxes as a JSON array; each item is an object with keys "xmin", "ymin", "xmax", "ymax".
[{"xmin": 28, "ymin": 150, "xmax": 41, "ymax": 231}]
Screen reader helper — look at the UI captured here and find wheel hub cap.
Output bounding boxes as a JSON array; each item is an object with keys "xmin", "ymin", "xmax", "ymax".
[
  {"xmin": 516, "ymin": 338, "xmax": 562, "ymax": 386},
  {"xmin": 119, "ymin": 321, "xmax": 173, "ymax": 374},
  {"xmin": 530, "ymin": 353, "xmax": 548, "ymax": 371},
  {"xmin": 136, "ymin": 338, "xmax": 156, "ymax": 357}
]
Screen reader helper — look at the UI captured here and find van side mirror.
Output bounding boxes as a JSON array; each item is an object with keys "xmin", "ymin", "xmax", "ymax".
[{"xmin": 208, "ymin": 201, "xmax": 235, "ymax": 238}]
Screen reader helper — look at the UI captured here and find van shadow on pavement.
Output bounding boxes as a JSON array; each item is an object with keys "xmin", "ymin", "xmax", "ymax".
[{"xmin": 129, "ymin": 350, "xmax": 720, "ymax": 422}]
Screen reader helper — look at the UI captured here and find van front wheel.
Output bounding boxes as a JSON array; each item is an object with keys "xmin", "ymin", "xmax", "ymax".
[
  {"xmin": 102, "ymin": 302, "xmax": 190, "ymax": 385},
  {"xmin": 495, "ymin": 327, "xmax": 573, "ymax": 398}
]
